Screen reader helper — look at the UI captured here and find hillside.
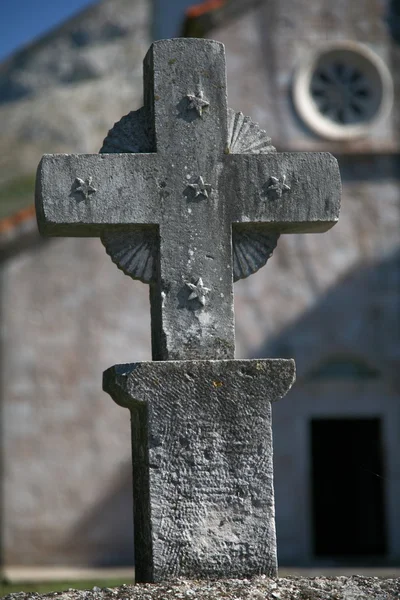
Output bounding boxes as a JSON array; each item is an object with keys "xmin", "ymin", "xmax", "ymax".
[{"xmin": 0, "ymin": 0, "xmax": 150, "ymax": 219}]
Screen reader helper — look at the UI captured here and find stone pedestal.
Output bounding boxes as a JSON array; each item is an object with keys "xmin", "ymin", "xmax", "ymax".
[{"xmin": 103, "ymin": 359, "xmax": 295, "ymax": 583}]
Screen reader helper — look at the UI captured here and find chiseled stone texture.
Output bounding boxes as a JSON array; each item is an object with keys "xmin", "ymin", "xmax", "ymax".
[{"xmin": 103, "ymin": 359, "xmax": 295, "ymax": 582}]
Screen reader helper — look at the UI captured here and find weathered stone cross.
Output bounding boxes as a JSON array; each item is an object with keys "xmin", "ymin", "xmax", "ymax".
[
  {"xmin": 36, "ymin": 39, "xmax": 341, "ymax": 583},
  {"xmin": 36, "ymin": 38, "xmax": 340, "ymax": 362}
]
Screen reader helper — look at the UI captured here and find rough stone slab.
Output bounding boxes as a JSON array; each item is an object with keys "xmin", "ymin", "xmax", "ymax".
[
  {"xmin": 103, "ymin": 359, "xmax": 295, "ymax": 583},
  {"xmin": 5, "ymin": 576, "xmax": 400, "ymax": 600}
]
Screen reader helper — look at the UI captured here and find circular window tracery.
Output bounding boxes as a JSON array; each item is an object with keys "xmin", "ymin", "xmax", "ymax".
[{"xmin": 293, "ymin": 41, "xmax": 393, "ymax": 140}]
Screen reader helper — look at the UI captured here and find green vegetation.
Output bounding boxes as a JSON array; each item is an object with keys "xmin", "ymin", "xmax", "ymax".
[
  {"xmin": 0, "ymin": 173, "xmax": 36, "ymax": 220},
  {"xmin": 0, "ymin": 578, "xmax": 132, "ymax": 597}
]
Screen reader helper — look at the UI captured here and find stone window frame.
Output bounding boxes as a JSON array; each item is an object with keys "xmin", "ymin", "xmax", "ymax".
[
  {"xmin": 292, "ymin": 41, "xmax": 394, "ymax": 141},
  {"xmin": 307, "ymin": 355, "xmax": 381, "ymax": 381}
]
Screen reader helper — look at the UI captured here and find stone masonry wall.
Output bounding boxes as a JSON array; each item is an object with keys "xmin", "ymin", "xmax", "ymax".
[{"xmin": 1, "ymin": 239, "xmax": 151, "ymax": 565}]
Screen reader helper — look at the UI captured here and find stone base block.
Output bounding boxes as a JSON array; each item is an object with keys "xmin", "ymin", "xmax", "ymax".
[{"xmin": 103, "ymin": 359, "xmax": 295, "ymax": 583}]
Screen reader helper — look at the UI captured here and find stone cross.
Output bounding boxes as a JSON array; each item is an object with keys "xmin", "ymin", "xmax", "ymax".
[{"xmin": 36, "ymin": 39, "xmax": 341, "ymax": 582}]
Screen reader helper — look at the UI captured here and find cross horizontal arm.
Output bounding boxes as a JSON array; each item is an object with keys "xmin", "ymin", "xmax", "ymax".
[
  {"xmin": 36, "ymin": 153, "xmax": 161, "ymax": 236},
  {"xmin": 225, "ymin": 152, "xmax": 341, "ymax": 232}
]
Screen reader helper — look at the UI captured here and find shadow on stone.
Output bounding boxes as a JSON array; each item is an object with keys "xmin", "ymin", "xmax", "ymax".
[
  {"xmin": 63, "ymin": 462, "xmax": 134, "ymax": 567},
  {"xmin": 176, "ymin": 97, "xmax": 201, "ymax": 124}
]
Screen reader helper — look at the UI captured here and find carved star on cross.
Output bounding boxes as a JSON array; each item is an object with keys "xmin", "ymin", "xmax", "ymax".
[
  {"xmin": 186, "ymin": 278, "xmax": 211, "ymax": 306},
  {"xmin": 188, "ymin": 176, "xmax": 212, "ymax": 199},
  {"xmin": 73, "ymin": 176, "xmax": 97, "ymax": 200},
  {"xmin": 186, "ymin": 90, "xmax": 210, "ymax": 117},
  {"xmin": 265, "ymin": 175, "xmax": 291, "ymax": 199}
]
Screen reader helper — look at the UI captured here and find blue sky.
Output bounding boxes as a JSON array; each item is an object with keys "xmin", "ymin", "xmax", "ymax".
[
  {"xmin": 0, "ymin": 0, "xmax": 196, "ymax": 62},
  {"xmin": 0, "ymin": 0, "xmax": 96, "ymax": 61}
]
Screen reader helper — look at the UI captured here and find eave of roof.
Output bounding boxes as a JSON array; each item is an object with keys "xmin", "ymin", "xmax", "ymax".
[
  {"xmin": 186, "ymin": 0, "xmax": 227, "ymax": 19},
  {"xmin": 182, "ymin": 0, "xmax": 263, "ymax": 37},
  {"xmin": 0, "ymin": 205, "xmax": 38, "ymax": 254}
]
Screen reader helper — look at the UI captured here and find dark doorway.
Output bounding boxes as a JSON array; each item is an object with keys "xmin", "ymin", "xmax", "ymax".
[{"xmin": 311, "ymin": 418, "xmax": 387, "ymax": 557}]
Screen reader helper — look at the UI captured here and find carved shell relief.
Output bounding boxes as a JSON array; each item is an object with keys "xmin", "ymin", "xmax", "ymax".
[
  {"xmin": 100, "ymin": 107, "xmax": 280, "ymax": 284},
  {"xmin": 232, "ymin": 228, "xmax": 279, "ymax": 282},
  {"xmin": 226, "ymin": 108, "xmax": 276, "ymax": 154},
  {"xmin": 100, "ymin": 107, "xmax": 153, "ymax": 154},
  {"xmin": 101, "ymin": 228, "xmax": 158, "ymax": 284}
]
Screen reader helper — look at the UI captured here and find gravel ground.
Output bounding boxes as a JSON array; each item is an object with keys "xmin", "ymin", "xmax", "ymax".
[{"xmin": 2, "ymin": 576, "xmax": 400, "ymax": 600}]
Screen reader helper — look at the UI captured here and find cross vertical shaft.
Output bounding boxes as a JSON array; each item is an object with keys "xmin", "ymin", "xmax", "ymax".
[{"xmin": 144, "ymin": 40, "xmax": 235, "ymax": 361}]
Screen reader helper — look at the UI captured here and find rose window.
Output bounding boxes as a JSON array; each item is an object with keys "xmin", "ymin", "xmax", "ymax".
[{"xmin": 293, "ymin": 42, "xmax": 393, "ymax": 140}]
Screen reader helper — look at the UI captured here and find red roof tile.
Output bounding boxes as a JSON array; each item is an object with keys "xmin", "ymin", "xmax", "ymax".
[
  {"xmin": 186, "ymin": 0, "xmax": 227, "ymax": 18},
  {"xmin": 0, "ymin": 205, "xmax": 36, "ymax": 235}
]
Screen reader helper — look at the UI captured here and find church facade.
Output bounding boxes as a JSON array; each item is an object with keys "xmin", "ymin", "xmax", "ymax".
[
  {"xmin": 204, "ymin": 0, "xmax": 400, "ymax": 566},
  {"xmin": 0, "ymin": 0, "xmax": 399, "ymax": 568}
]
